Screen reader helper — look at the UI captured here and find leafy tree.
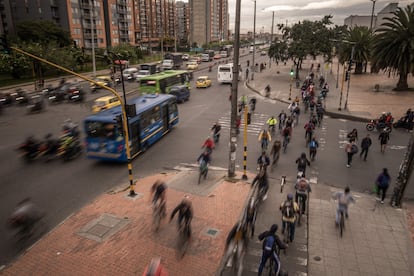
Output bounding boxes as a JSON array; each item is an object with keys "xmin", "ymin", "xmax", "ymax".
[
  {"xmin": 268, "ymin": 38, "xmax": 288, "ymax": 64},
  {"xmin": 340, "ymin": 26, "xmax": 372, "ymax": 74},
  {"xmin": 16, "ymin": 20, "xmax": 72, "ymax": 47},
  {"xmin": 371, "ymin": 5, "xmax": 414, "ymax": 90}
]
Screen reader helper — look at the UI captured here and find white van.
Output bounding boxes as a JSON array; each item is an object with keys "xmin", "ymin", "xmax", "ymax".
[
  {"xmin": 201, "ymin": 54, "xmax": 210, "ymax": 62},
  {"xmin": 217, "ymin": 63, "xmax": 241, "ymax": 84},
  {"xmin": 122, "ymin": 67, "xmax": 138, "ymax": 81}
]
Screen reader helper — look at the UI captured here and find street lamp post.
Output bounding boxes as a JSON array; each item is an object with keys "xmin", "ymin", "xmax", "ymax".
[
  {"xmin": 370, "ymin": 0, "xmax": 377, "ymax": 31},
  {"xmin": 344, "ymin": 45, "xmax": 355, "ymax": 110},
  {"xmin": 228, "ymin": 0, "xmax": 242, "ymax": 178},
  {"xmin": 251, "ymin": 0, "xmax": 256, "ymax": 81},
  {"xmin": 269, "ymin": 11, "xmax": 275, "ymax": 69}
]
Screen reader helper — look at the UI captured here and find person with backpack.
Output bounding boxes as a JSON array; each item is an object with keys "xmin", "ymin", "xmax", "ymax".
[
  {"xmin": 295, "ymin": 152, "xmax": 311, "ymax": 176},
  {"xmin": 309, "ymin": 137, "xmax": 319, "ymax": 161},
  {"xmin": 332, "ymin": 187, "xmax": 355, "ymax": 225},
  {"xmin": 360, "ymin": 134, "xmax": 372, "ymax": 161},
  {"xmin": 304, "ymin": 120, "xmax": 315, "ymax": 145},
  {"xmin": 295, "ymin": 175, "xmax": 311, "ymax": 214},
  {"xmin": 257, "ymin": 224, "xmax": 287, "ymax": 276},
  {"xmin": 375, "ymin": 168, "xmax": 391, "ymax": 204},
  {"xmin": 280, "ymin": 194, "xmax": 299, "ymax": 243},
  {"xmin": 345, "ymin": 140, "xmax": 358, "ymax": 168}
]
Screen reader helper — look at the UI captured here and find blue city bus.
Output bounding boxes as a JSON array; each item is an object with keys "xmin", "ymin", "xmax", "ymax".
[{"xmin": 84, "ymin": 94, "xmax": 179, "ymax": 162}]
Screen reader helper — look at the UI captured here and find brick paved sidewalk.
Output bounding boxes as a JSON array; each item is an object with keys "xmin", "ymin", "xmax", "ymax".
[{"xmin": 1, "ymin": 172, "xmax": 251, "ymax": 276}]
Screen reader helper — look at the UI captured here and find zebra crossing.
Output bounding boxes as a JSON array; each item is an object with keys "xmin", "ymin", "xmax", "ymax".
[{"xmin": 218, "ymin": 111, "xmax": 271, "ymax": 136}]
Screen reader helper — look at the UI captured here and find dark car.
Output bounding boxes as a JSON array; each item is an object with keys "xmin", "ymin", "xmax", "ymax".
[{"xmin": 169, "ymin": 85, "xmax": 190, "ymax": 103}]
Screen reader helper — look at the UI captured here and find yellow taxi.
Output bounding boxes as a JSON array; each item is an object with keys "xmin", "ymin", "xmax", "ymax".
[
  {"xmin": 196, "ymin": 76, "xmax": 212, "ymax": 88},
  {"xmin": 186, "ymin": 60, "xmax": 199, "ymax": 70},
  {"xmin": 92, "ymin": 96, "xmax": 121, "ymax": 113},
  {"xmin": 90, "ymin": 76, "xmax": 112, "ymax": 91}
]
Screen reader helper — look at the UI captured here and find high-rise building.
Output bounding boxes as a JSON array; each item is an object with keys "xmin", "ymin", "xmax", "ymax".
[
  {"xmin": 189, "ymin": 0, "xmax": 228, "ymax": 47},
  {"xmin": 175, "ymin": 1, "xmax": 189, "ymax": 46}
]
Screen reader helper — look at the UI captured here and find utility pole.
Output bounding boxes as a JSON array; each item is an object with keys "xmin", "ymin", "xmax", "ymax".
[
  {"xmin": 269, "ymin": 11, "xmax": 274, "ymax": 69},
  {"xmin": 90, "ymin": 0, "xmax": 96, "ymax": 77},
  {"xmin": 344, "ymin": 45, "xmax": 355, "ymax": 110},
  {"xmin": 370, "ymin": 0, "xmax": 377, "ymax": 31},
  {"xmin": 228, "ymin": 0, "xmax": 242, "ymax": 178},
  {"xmin": 251, "ymin": 0, "xmax": 256, "ymax": 80},
  {"xmin": 391, "ymin": 132, "xmax": 414, "ymax": 208}
]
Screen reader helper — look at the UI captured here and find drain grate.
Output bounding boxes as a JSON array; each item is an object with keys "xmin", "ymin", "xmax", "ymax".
[
  {"xmin": 77, "ymin": 213, "xmax": 130, "ymax": 242},
  {"xmin": 205, "ymin": 228, "xmax": 220, "ymax": 238}
]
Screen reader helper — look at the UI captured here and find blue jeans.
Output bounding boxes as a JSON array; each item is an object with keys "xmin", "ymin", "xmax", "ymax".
[
  {"xmin": 281, "ymin": 220, "xmax": 296, "ymax": 242},
  {"xmin": 261, "ymin": 139, "xmax": 268, "ymax": 150},
  {"xmin": 335, "ymin": 205, "xmax": 348, "ymax": 224},
  {"xmin": 258, "ymin": 250, "xmax": 280, "ymax": 276}
]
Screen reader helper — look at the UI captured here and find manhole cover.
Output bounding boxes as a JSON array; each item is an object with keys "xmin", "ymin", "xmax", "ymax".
[
  {"xmin": 205, "ymin": 228, "xmax": 220, "ymax": 238},
  {"xmin": 77, "ymin": 213, "xmax": 130, "ymax": 242},
  {"xmin": 313, "ymin": 256, "xmax": 322, "ymax": 261}
]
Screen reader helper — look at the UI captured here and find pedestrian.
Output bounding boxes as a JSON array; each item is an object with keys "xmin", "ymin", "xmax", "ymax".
[
  {"xmin": 245, "ymin": 68, "xmax": 249, "ymax": 81},
  {"xmin": 359, "ymin": 134, "xmax": 372, "ymax": 161},
  {"xmin": 345, "ymin": 140, "xmax": 358, "ymax": 168},
  {"xmin": 375, "ymin": 168, "xmax": 391, "ymax": 204},
  {"xmin": 347, "ymin": 128, "xmax": 358, "ymax": 142},
  {"xmin": 378, "ymin": 131, "xmax": 390, "ymax": 153}
]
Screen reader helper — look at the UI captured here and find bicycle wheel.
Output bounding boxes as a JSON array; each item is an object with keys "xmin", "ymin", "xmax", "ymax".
[
  {"xmin": 284, "ymin": 222, "xmax": 290, "ymax": 243},
  {"xmin": 340, "ymin": 212, "xmax": 345, "ymax": 237},
  {"xmin": 268, "ymin": 258, "xmax": 275, "ymax": 276}
]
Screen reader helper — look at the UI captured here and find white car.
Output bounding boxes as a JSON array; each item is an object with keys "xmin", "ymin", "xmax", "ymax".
[
  {"xmin": 182, "ymin": 54, "xmax": 190, "ymax": 61},
  {"xmin": 136, "ymin": 70, "xmax": 151, "ymax": 81}
]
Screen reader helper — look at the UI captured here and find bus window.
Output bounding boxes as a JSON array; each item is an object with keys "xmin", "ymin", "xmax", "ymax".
[
  {"xmin": 140, "ymin": 106, "xmax": 161, "ymax": 129},
  {"xmin": 86, "ymin": 122, "xmax": 120, "ymax": 139}
]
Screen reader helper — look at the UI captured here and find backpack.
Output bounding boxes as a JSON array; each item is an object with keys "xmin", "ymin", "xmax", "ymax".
[
  {"xmin": 298, "ymin": 179, "xmax": 308, "ymax": 192},
  {"xmin": 310, "ymin": 140, "xmax": 317, "ymax": 148},
  {"xmin": 282, "ymin": 201, "xmax": 295, "ymax": 218},
  {"xmin": 298, "ymin": 158, "xmax": 306, "ymax": 168},
  {"xmin": 351, "ymin": 144, "xmax": 358, "ymax": 154},
  {"xmin": 264, "ymin": 235, "xmax": 275, "ymax": 251}
]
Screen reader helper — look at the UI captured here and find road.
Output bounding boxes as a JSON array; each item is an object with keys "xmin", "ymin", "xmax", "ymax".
[{"xmin": 0, "ymin": 54, "xmax": 410, "ymax": 272}]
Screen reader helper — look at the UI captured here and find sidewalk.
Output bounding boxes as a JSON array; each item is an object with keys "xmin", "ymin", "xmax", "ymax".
[{"xmin": 0, "ymin": 170, "xmax": 253, "ymax": 275}]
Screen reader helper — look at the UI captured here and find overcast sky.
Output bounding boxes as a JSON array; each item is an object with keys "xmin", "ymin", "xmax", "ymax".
[{"xmin": 227, "ymin": 0, "xmax": 413, "ymax": 33}]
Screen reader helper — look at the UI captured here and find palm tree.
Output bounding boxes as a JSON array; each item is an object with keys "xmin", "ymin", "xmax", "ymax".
[
  {"xmin": 340, "ymin": 26, "xmax": 372, "ymax": 74},
  {"xmin": 371, "ymin": 6, "xmax": 414, "ymax": 91}
]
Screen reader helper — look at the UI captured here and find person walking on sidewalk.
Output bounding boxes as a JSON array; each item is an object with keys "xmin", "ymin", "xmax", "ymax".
[
  {"xmin": 345, "ymin": 140, "xmax": 358, "ymax": 168},
  {"xmin": 257, "ymin": 224, "xmax": 287, "ymax": 276},
  {"xmin": 375, "ymin": 168, "xmax": 391, "ymax": 204},
  {"xmin": 379, "ymin": 130, "xmax": 390, "ymax": 153},
  {"xmin": 360, "ymin": 134, "xmax": 372, "ymax": 161}
]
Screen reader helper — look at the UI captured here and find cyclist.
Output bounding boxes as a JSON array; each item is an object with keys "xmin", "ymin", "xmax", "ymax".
[
  {"xmin": 211, "ymin": 121, "xmax": 222, "ymax": 143},
  {"xmin": 295, "ymin": 152, "xmax": 311, "ymax": 176},
  {"xmin": 8, "ymin": 198, "xmax": 44, "ymax": 238},
  {"xmin": 266, "ymin": 116, "xmax": 278, "ymax": 133},
  {"xmin": 249, "ymin": 97, "xmax": 257, "ymax": 112},
  {"xmin": 257, "ymin": 151, "xmax": 270, "ymax": 172},
  {"xmin": 295, "ymin": 174, "xmax": 311, "ymax": 214},
  {"xmin": 257, "ymin": 224, "xmax": 287, "ymax": 276},
  {"xmin": 270, "ymin": 139, "xmax": 281, "ymax": 165},
  {"xmin": 238, "ymin": 95, "xmax": 248, "ymax": 112},
  {"xmin": 170, "ymin": 196, "xmax": 193, "ymax": 238},
  {"xmin": 224, "ymin": 221, "xmax": 248, "ymax": 274},
  {"xmin": 258, "ymin": 129, "xmax": 272, "ymax": 150},
  {"xmin": 278, "ymin": 110, "xmax": 287, "ymax": 130},
  {"xmin": 142, "ymin": 257, "xmax": 168, "ymax": 276},
  {"xmin": 197, "ymin": 150, "xmax": 211, "ymax": 179},
  {"xmin": 150, "ymin": 180, "xmax": 167, "ymax": 219},
  {"xmin": 201, "ymin": 136, "xmax": 215, "ymax": 154},
  {"xmin": 304, "ymin": 120, "xmax": 315, "ymax": 144},
  {"xmin": 285, "ymin": 115, "xmax": 293, "ymax": 128},
  {"xmin": 332, "ymin": 186, "xmax": 355, "ymax": 225},
  {"xmin": 316, "ymin": 103, "xmax": 325, "ymax": 126},
  {"xmin": 282, "ymin": 126, "xmax": 291, "ymax": 150},
  {"xmin": 252, "ymin": 169, "xmax": 269, "ymax": 201},
  {"xmin": 280, "ymin": 194, "xmax": 299, "ymax": 243},
  {"xmin": 310, "ymin": 114, "xmax": 318, "ymax": 128},
  {"xmin": 309, "ymin": 137, "xmax": 319, "ymax": 160}
]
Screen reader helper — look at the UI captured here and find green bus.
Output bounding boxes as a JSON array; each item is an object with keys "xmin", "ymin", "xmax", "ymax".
[{"xmin": 138, "ymin": 70, "xmax": 192, "ymax": 94}]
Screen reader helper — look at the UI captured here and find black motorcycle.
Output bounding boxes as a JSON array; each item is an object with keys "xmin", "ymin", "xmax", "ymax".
[
  {"xmin": 17, "ymin": 138, "xmax": 41, "ymax": 162},
  {"xmin": 57, "ymin": 137, "xmax": 82, "ymax": 161},
  {"xmin": 15, "ymin": 90, "xmax": 30, "ymax": 105},
  {"xmin": 26, "ymin": 95, "xmax": 44, "ymax": 114},
  {"xmin": 48, "ymin": 90, "xmax": 66, "ymax": 104},
  {"xmin": 393, "ymin": 117, "xmax": 413, "ymax": 130}
]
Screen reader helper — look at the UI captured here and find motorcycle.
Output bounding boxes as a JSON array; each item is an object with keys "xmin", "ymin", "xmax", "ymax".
[
  {"xmin": 26, "ymin": 95, "xmax": 44, "ymax": 114},
  {"xmin": 366, "ymin": 119, "xmax": 392, "ymax": 133},
  {"xmin": 48, "ymin": 90, "xmax": 66, "ymax": 104},
  {"xmin": 393, "ymin": 117, "xmax": 412, "ymax": 130},
  {"xmin": 57, "ymin": 136, "xmax": 82, "ymax": 161},
  {"xmin": 17, "ymin": 138, "xmax": 42, "ymax": 162}
]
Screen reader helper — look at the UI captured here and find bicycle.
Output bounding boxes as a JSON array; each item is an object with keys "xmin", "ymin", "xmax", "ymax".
[
  {"xmin": 270, "ymin": 151, "xmax": 280, "ymax": 172},
  {"xmin": 152, "ymin": 201, "xmax": 164, "ymax": 232},
  {"xmin": 264, "ymin": 251, "xmax": 278, "ymax": 276},
  {"xmin": 261, "ymin": 139, "xmax": 269, "ymax": 151},
  {"xmin": 280, "ymin": 176, "xmax": 286, "ymax": 193},
  {"xmin": 198, "ymin": 160, "xmax": 208, "ymax": 184},
  {"xmin": 283, "ymin": 220, "xmax": 292, "ymax": 244},
  {"xmin": 282, "ymin": 136, "xmax": 289, "ymax": 153},
  {"xmin": 339, "ymin": 210, "xmax": 345, "ymax": 238},
  {"xmin": 309, "ymin": 148, "xmax": 317, "ymax": 161}
]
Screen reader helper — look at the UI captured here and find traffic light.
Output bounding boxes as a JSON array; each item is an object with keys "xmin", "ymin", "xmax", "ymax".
[
  {"xmin": 0, "ymin": 35, "xmax": 11, "ymax": 54},
  {"xmin": 290, "ymin": 69, "xmax": 294, "ymax": 76}
]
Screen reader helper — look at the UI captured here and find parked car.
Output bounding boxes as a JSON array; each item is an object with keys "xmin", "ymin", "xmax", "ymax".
[
  {"xmin": 92, "ymin": 96, "xmax": 121, "ymax": 113},
  {"xmin": 196, "ymin": 76, "xmax": 212, "ymax": 88},
  {"xmin": 169, "ymin": 85, "xmax": 190, "ymax": 103},
  {"xmin": 186, "ymin": 61, "xmax": 199, "ymax": 70},
  {"xmin": 182, "ymin": 54, "xmax": 190, "ymax": 61}
]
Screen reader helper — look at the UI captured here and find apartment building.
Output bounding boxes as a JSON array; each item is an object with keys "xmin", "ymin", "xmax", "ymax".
[{"xmin": 188, "ymin": 0, "xmax": 228, "ymax": 47}]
